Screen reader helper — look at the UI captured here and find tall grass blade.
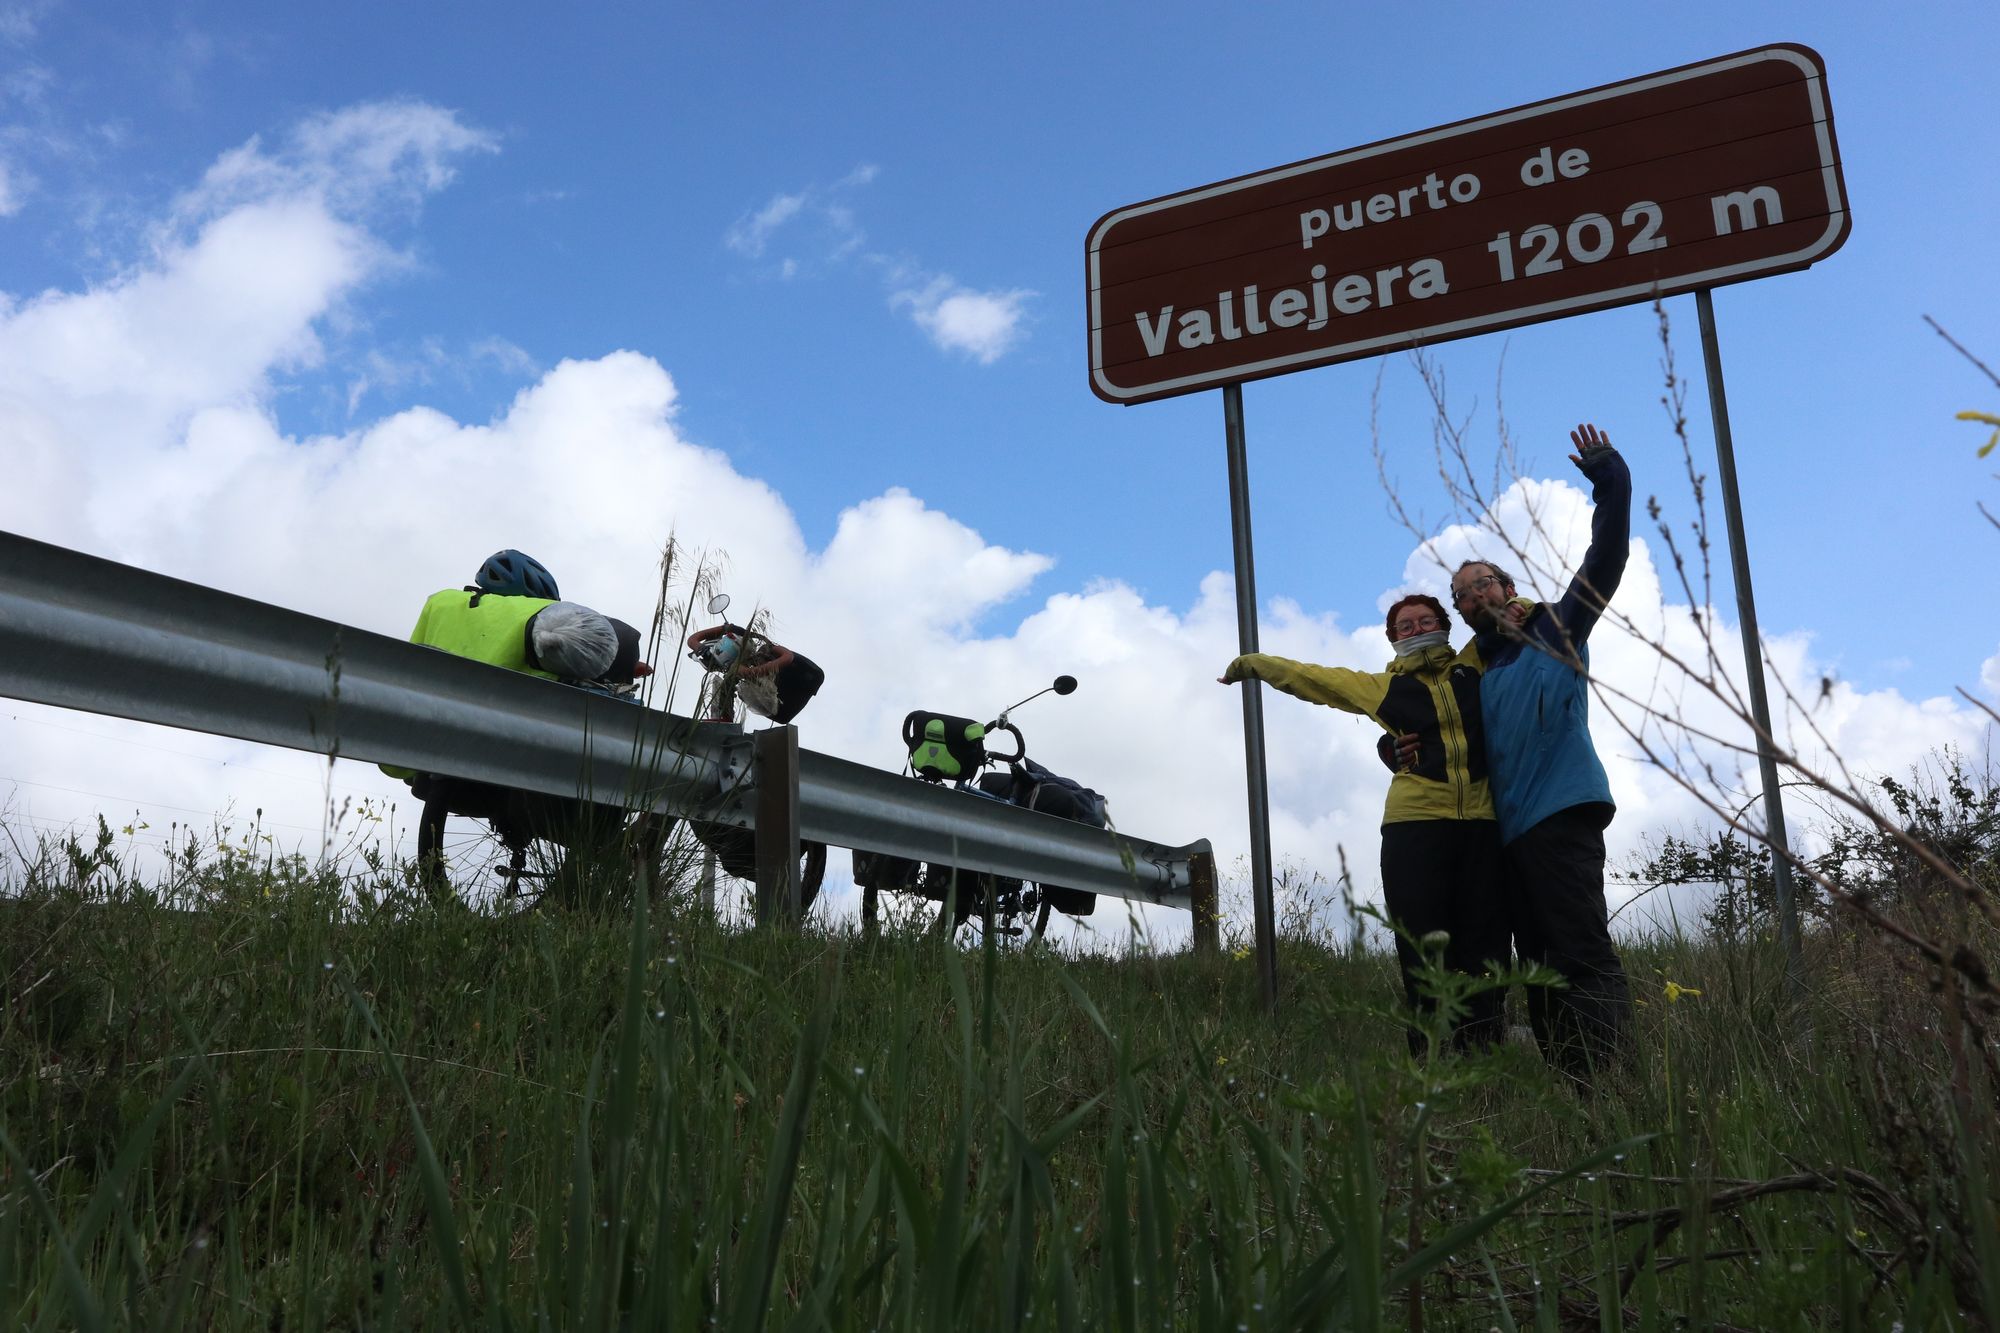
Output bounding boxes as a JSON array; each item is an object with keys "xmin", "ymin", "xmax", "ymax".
[
  {"xmin": 1278, "ymin": 1247, "xmax": 1351, "ymax": 1332},
  {"xmin": 823, "ymin": 1068, "xmax": 933, "ymax": 1243},
  {"xmin": 725, "ymin": 951, "xmax": 837, "ymax": 1333},
  {"xmin": 140, "ymin": 1231, "xmax": 204, "ymax": 1333},
  {"xmin": 586, "ymin": 883, "xmax": 652, "ymax": 1331},
  {"xmin": 1477, "ymin": 1241, "xmax": 1520, "ymax": 1333},
  {"xmin": 1384, "ymin": 1135, "xmax": 1654, "ymax": 1289},
  {"xmin": 1033, "ymin": 1092, "xmax": 1108, "ymax": 1158},
  {"xmin": 1332, "ymin": 1066, "xmax": 1379, "ymax": 1332},
  {"xmin": 0, "ymin": 1123, "xmax": 105, "ymax": 1333},
  {"xmin": 25, "ymin": 1053, "xmax": 207, "ymax": 1333},
  {"xmin": 343, "ymin": 976, "xmax": 477, "ymax": 1326},
  {"xmin": 924, "ymin": 943, "xmax": 977, "ymax": 1331},
  {"xmin": 564, "ymin": 1042, "xmax": 608, "ymax": 1324},
  {"xmin": 1952, "ymin": 1103, "xmax": 2000, "ymax": 1329}
]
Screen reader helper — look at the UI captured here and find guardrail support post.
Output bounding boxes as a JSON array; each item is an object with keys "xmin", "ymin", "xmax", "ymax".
[
  {"xmin": 697, "ymin": 849, "xmax": 717, "ymax": 918},
  {"xmin": 753, "ymin": 725, "xmax": 802, "ymax": 926},
  {"xmin": 1188, "ymin": 851, "xmax": 1219, "ymax": 956}
]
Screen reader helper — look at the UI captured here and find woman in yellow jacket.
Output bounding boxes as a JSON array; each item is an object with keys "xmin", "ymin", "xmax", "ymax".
[{"xmin": 1221, "ymin": 594, "xmax": 1506, "ymax": 1054}]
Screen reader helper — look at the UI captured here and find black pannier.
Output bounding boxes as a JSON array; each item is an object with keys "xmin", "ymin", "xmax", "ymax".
[
  {"xmin": 901, "ymin": 711, "xmax": 990, "ymax": 781},
  {"xmin": 719, "ymin": 623, "xmax": 823, "ymax": 725},
  {"xmin": 974, "ymin": 757, "xmax": 1106, "ymax": 917},
  {"xmin": 765, "ymin": 651, "xmax": 824, "ymax": 724}
]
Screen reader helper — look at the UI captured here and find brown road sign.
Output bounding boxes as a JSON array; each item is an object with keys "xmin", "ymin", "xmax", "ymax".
[{"xmin": 1086, "ymin": 44, "xmax": 1848, "ymax": 404}]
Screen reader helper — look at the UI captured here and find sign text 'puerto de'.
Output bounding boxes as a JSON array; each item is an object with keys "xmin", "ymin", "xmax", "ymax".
[{"xmin": 1087, "ymin": 44, "xmax": 1848, "ymax": 403}]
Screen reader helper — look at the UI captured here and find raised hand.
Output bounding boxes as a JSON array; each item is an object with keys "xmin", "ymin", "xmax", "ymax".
[{"xmin": 1568, "ymin": 422, "xmax": 1614, "ymax": 467}]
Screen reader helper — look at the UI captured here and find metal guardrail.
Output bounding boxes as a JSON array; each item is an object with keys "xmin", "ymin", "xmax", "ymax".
[
  {"xmin": 0, "ymin": 530, "xmax": 730, "ymax": 814},
  {"xmin": 0, "ymin": 531, "xmax": 1214, "ymax": 926}
]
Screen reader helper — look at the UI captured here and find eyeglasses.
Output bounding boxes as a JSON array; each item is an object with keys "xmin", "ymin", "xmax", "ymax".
[
  {"xmin": 1451, "ymin": 574, "xmax": 1501, "ymax": 605},
  {"xmin": 1391, "ymin": 613, "xmax": 1442, "ymax": 636}
]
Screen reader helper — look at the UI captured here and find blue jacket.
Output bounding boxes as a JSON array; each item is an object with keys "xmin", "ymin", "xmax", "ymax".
[{"xmin": 1475, "ymin": 447, "xmax": 1630, "ymax": 843}]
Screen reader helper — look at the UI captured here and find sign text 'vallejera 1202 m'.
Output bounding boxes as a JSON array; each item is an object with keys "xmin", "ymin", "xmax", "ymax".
[{"xmin": 1086, "ymin": 43, "xmax": 1848, "ymax": 403}]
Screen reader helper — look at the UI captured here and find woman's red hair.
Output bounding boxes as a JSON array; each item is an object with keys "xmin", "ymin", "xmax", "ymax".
[{"xmin": 1384, "ymin": 593, "xmax": 1451, "ymax": 642}]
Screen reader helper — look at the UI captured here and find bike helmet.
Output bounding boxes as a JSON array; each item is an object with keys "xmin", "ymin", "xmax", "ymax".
[{"xmin": 475, "ymin": 549, "xmax": 559, "ymax": 600}]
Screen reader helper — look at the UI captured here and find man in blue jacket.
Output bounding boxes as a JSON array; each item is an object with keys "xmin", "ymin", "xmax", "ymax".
[{"xmin": 1450, "ymin": 422, "xmax": 1631, "ymax": 1081}]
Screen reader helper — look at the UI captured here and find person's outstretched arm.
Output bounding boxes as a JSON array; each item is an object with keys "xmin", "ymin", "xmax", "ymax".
[
  {"xmin": 1219, "ymin": 653, "xmax": 1389, "ymax": 719},
  {"xmin": 1549, "ymin": 422, "xmax": 1632, "ymax": 647}
]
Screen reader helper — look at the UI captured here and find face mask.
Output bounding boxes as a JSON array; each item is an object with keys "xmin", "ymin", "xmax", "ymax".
[{"xmin": 1393, "ymin": 629, "xmax": 1450, "ymax": 657}]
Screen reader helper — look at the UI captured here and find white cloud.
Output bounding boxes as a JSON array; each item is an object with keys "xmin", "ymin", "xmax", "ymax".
[
  {"xmin": 1981, "ymin": 645, "xmax": 2000, "ymax": 700},
  {"xmin": 724, "ymin": 167, "xmax": 1034, "ymax": 364},
  {"xmin": 0, "ymin": 99, "xmax": 494, "ymax": 557},
  {"xmin": 892, "ymin": 278, "xmax": 1035, "ymax": 365},
  {"xmin": 473, "ymin": 336, "xmax": 537, "ymax": 378},
  {"xmin": 3, "ymin": 62, "xmax": 54, "ymax": 106},
  {"xmin": 722, "ymin": 168, "xmax": 872, "ymax": 268},
  {"xmin": 3, "ymin": 102, "xmax": 1993, "ymax": 952},
  {"xmin": 0, "ymin": 61, "xmax": 56, "ymax": 216},
  {"xmin": 0, "ymin": 0, "xmax": 53, "ymax": 45},
  {"xmin": 724, "ymin": 190, "xmax": 807, "ymax": 258},
  {"xmin": 342, "ymin": 335, "xmax": 540, "ymax": 415},
  {"xmin": 161, "ymin": 25, "xmax": 217, "ymax": 113},
  {"xmin": 169, "ymin": 99, "xmax": 496, "ymax": 231}
]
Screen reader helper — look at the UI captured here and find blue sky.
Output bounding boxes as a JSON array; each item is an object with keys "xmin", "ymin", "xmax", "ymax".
[{"xmin": 3, "ymin": 0, "xmax": 1996, "ymax": 928}]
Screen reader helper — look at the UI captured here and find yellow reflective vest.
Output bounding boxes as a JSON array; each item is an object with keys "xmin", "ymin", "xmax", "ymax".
[
  {"xmin": 379, "ymin": 589, "xmax": 559, "ymax": 780},
  {"xmin": 406, "ymin": 588, "xmax": 559, "ymax": 678},
  {"xmin": 1223, "ymin": 641, "xmax": 1492, "ymax": 825}
]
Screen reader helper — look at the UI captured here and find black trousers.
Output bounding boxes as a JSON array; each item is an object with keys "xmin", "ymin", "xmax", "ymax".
[
  {"xmin": 1505, "ymin": 803, "xmax": 1630, "ymax": 1079},
  {"xmin": 1380, "ymin": 819, "xmax": 1509, "ymax": 1055}
]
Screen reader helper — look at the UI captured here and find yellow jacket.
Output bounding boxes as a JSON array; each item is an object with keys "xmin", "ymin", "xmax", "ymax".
[{"xmin": 1224, "ymin": 642, "xmax": 1492, "ymax": 825}]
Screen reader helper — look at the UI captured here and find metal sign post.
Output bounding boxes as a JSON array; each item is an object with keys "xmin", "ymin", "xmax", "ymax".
[
  {"xmin": 1223, "ymin": 383, "xmax": 1281, "ymax": 1011},
  {"xmin": 1695, "ymin": 288, "xmax": 1806, "ymax": 993}
]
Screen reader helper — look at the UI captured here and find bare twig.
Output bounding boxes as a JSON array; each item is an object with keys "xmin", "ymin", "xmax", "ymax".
[{"xmin": 1925, "ymin": 315, "xmax": 2000, "ymax": 392}]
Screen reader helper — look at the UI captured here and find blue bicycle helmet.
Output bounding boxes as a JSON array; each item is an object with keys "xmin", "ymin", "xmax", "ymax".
[{"xmin": 475, "ymin": 549, "xmax": 559, "ymax": 599}]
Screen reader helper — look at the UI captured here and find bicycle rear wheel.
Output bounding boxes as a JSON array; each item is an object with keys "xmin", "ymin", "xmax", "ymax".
[
  {"xmin": 412, "ymin": 778, "xmax": 681, "ymax": 909},
  {"xmin": 415, "ymin": 790, "xmax": 536, "ymax": 901},
  {"xmin": 689, "ymin": 821, "xmax": 827, "ymax": 913},
  {"xmin": 1029, "ymin": 897, "xmax": 1053, "ymax": 944}
]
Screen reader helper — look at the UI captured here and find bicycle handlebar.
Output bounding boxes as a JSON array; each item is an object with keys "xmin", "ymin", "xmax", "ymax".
[
  {"xmin": 687, "ymin": 624, "xmax": 794, "ymax": 678},
  {"xmin": 983, "ymin": 719, "xmax": 1025, "ymax": 765}
]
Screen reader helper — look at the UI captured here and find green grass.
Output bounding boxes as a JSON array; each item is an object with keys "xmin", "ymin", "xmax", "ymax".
[{"xmin": 1, "ymin": 843, "xmax": 1993, "ymax": 1330}]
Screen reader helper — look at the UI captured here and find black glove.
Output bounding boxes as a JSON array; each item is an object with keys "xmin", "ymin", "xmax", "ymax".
[
  {"xmin": 1376, "ymin": 732, "xmax": 1421, "ymax": 774},
  {"xmin": 1567, "ymin": 422, "xmax": 1618, "ymax": 477}
]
